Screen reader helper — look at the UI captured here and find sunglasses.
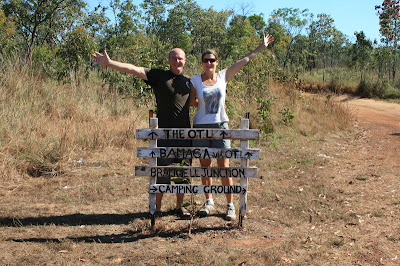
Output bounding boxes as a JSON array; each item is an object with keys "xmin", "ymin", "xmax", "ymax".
[{"xmin": 203, "ymin": 58, "xmax": 217, "ymax": 63}]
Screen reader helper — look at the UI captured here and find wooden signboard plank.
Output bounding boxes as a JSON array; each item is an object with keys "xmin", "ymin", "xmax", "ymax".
[
  {"xmin": 136, "ymin": 128, "xmax": 259, "ymax": 140},
  {"xmin": 135, "ymin": 166, "xmax": 258, "ymax": 178},
  {"xmin": 137, "ymin": 147, "xmax": 260, "ymax": 159},
  {"xmin": 149, "ymin": 184, "xmax": 247, "ymax": 194}
]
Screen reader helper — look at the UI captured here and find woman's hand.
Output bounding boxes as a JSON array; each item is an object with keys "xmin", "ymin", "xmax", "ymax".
[
  {"xmin": 262, "ymin": 34, "xmax": 274, "ymax": 47},
  {"xmin": 91, "ymin": 50, "xmax": 110, "ymax": 67}
]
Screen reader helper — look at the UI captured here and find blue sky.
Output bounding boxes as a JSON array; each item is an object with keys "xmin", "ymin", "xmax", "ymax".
[{"xmin": 87, "ymin": 0, "xmax": 382, "ymax": 43}]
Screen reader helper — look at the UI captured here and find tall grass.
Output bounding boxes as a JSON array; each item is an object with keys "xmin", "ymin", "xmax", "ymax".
[
  {"xmin": 0, "ymin": 59, "xmax": 147, "ymax": 180},
  {"xmin": 299, "ymin": 67, "xmax": 400, "ymax": 99}
]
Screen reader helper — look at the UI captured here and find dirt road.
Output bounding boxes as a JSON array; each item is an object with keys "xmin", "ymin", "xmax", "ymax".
[
  {"xmin": 324, "ymin": 95, "xmax": 400, "ymax": 264},
  {"xmin": 338, "ymin": 95, "xmax": 400, "ymax": 165}
]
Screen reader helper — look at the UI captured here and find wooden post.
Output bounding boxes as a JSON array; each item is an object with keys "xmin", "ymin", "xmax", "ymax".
[
  {"xmin": 149, "ymin": 117, "xmax": 157, "ymax": 226},
  {"xmin": 239, "ymin": 118, "xmax": 249, "ymax": 227}
]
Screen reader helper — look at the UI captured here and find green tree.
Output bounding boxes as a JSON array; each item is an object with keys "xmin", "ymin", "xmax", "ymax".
[
  {"xmin": 224, "ymin": 15, "xmax": 257, "ymax": 59},
  {"xmin": 350, "ymin": 31, "xmax": 373, "ymax": 81},
  {"xmin": 0, "ymin": 8, "xmax": 17, "ymax": 57},
  {"xmin": 248, "ymin": 13, "xmax": 266, "ymax": 36},
  {"xmin": 58, "ymin": 25, "xmax": 95, "ymax": 83},
  {"xmin": 83, "ymin": 5, "xmax": 110, "ymax": 40},
  {"xmin": 266, "ymin": 19, "xmax": 290, "ymax": 66},
  {"xmin": 2, "ymin": 0, "xmax": 87, "ymax": 57},
  {"xmin": 288, "ymin": 34, "xmax": 310, "ymax": 72},
  {"xmin": 270, "ymin": 8, "xmax": 309, "ymax": 67},
  {"xmin": 373, "ymin": 46, "xmax": 393, "ymax": 80},
  {"xmin": 189, "ymin": 7, "xmax": 231, "ymax": 56},
  {"xmin": 159, "ymin": 0, "xmax": 198, "ymax": 52},
  {"xmin": 375, "ymin": 0, "xmax": 400, "ymax": 80},
  {"xmin": 115, "ymin": 0, "xmax": 141, "ymax": 37},
  {"xmin": 140, "ymin": 0, "xmax": 174, "ymax": 36},
  {"xmin": 308, "ymin": 13, "xmax": 335, "ymax": 82}
]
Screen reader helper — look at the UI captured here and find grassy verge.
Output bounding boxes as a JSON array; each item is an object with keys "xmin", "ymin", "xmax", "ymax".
[{"xmin": 299, "ymin": 67, "xmax": 400, "ymax": 100}]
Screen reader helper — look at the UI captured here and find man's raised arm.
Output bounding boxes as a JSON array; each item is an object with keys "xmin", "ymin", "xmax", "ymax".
[{"xmin": 92, "ymin": 50, "xmax": 148, "ymax": 81}]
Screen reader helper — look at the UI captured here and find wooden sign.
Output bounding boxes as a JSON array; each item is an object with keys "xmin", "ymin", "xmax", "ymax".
[
  {"xmin": 135, "ymin": 166, "xmax": 258, "ymax": 178},
  {"xmin": 137, "ymin": 117, "xmax": 260, "ymax": 227},
  {"xmin": 136, "ymin": 128, "xmax": 259, "ymax": 140},
  {"xmin": 149, "ymin": 184, "xmax": 247, "ymax": 194},
  {"xmin": 137, "ymin": 147, "xmax": 260, "ymax": 159}
]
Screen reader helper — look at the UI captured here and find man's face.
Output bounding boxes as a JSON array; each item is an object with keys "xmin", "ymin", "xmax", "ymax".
[{"xmin": 168, "ymin": 49, "xmax": 186, "ymax": 75}]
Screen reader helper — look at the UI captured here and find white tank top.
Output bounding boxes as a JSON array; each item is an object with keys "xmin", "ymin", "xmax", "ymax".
[{"xmin": 191, "ymin": 69, "xmax": 229, "ymax": 125}]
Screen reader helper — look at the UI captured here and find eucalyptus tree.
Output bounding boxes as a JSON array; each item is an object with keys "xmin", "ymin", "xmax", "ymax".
[
  {"xmin": 308, "ymin": 13, "xmax": 335, "ymax": 82},
  {"xmin": 288, "ymin": 34, "xmax": 310, "ymax": 72},
  {"xmin": 83, "ymin": 5, "xmax": 110, "ymax": 41},
  {"xmin": 140, "ymin": 0, "xmax": 174, "ymax": 36},
  {"xmin": 158, "ymin": 0, "xmax": 200, "ymax": 53},
  {"xmin": 373, "ymin": 46, "xmax": 393, "ymax": 80},
  {"xmin": 269, "ymin": 8, "xmax": 309, "ymax": 68},
  {"xmin": 248, "ymin": 13, "xmax": 266, "ymax": 36},
  {"xmin": 189, "ymin": 7, "xmax": 231, "ymax": 57},
  {"xmin": 58, "ymin": 25, "xmax": 95, "ymax": 83},
  {"xmin": 225, "ymin": 15, "xmax": 276, "ymax": 98},
  {"xmin": 224, "ymin": 15, "xmax": 258, "ymax": 59},
  {"xmin": 100, "ymin": 0, "xmax": 141, "ymax": 53},
  {"xmin": 375, "ymin": 0, "xmax": 400, "ymax": 80},
  {"xmin": 1, "ymin": 0, "xmax": 87, "ymax": 57},
  {"xmin": 266, "ymin": 19, "xmax": 290, "ymax": 66},
  {"xmin": 0, "ymin": 8, "xmax": 17, "ymax": 57},
  {"xmin": 350, "ymin": 31, "xmax": 373, "ymax": 81},
  {"xmin": 139, "ymin": 0, "xmax": 177, "ymax": 65},
  {"xmin": 328, "ymin": 28, "xmax": 348, "ymax": 67}
]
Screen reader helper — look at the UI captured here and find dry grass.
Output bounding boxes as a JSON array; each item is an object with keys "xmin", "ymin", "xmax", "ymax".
[
  {"xmin": 0, "ymin": 61, "xmax": 148, "ymax": 182},
  {"xmin": 3, "ymin": 61, "xmax": 390, "ymax": 265}
]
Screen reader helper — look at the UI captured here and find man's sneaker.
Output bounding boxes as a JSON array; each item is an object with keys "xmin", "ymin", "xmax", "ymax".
[
  {"xmin": 225, "ymin": 205, "xmax": 236, "ymax": 221},
  {"xmin": 198, "ymin": 201, "xmax": 215, "ymax": 217}
]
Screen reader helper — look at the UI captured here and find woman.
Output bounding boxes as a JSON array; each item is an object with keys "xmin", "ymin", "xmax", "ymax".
[{"xmin": 190, "ymin": 34, "xmax": 274, "ymax": 221}]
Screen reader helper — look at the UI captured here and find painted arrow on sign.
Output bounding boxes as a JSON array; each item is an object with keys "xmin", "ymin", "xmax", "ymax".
[
  {"xmin": 220, "ymin": 131, "xmax": 228, "ymax": 138},
  {"xmin": 148, "ymin": 131, "xmax": 158, "ymax": 139},
  {"xmin": 245, "ymin": 152, "xmax": 253, "ymax": 159}
]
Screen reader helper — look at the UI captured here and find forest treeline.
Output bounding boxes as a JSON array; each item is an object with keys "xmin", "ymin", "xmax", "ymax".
[{"xmin": 1, "ymin": 0, "xmax": 400, "ymax": 99}]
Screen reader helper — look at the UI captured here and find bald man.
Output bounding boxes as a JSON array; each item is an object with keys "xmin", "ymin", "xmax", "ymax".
[{"xmin": 92, "ymin": 48, "xmax": 192, "ymax": 218}]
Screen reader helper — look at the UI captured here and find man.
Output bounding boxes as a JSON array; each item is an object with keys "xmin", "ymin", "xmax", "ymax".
[{"xmin": 92, "ymin": 48, "xmax": 191, "ymax": 218}]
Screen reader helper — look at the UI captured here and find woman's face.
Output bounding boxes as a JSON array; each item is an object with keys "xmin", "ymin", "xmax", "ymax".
[{"xmin": 202, "ymin": 54, "xmax": 218, "ymax": 73}]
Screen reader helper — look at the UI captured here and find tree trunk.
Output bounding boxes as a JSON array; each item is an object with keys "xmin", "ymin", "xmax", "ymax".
[{"xmin": 392, "ymin": 46, "xmax": 397, "ymax": 81}]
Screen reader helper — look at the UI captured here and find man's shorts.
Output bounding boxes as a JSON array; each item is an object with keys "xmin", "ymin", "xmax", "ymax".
[
  {"xmin": 192, "ymin": 122, "xmax": 231, "ymax": 148},
  {"xmin": 156, "ymin": 139, "xmax": 192, "ymax": 184}
]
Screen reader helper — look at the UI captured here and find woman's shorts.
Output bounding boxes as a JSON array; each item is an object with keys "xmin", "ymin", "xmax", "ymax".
[{"xmin": 193, "ymin": 122, "xmax": 231, "ymax": 148}]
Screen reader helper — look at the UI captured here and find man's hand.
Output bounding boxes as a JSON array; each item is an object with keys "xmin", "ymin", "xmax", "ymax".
[{"xmin": 92, "ymin": 50, "xmax": 110, "ymax": 67}]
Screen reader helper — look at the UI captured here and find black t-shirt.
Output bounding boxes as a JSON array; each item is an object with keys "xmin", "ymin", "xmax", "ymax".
[{"xmin": 145, "ymin": 68, "xmax": 191, "ymax": 128}]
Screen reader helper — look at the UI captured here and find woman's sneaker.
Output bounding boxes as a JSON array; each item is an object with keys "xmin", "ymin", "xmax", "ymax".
[
  {"xmin": 198, "ymin": 201, "xmax": 215, "ymax": 217},
  {"xmin": 225, "ymin": 205, "xmax": 236, "ymax": 221}
]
